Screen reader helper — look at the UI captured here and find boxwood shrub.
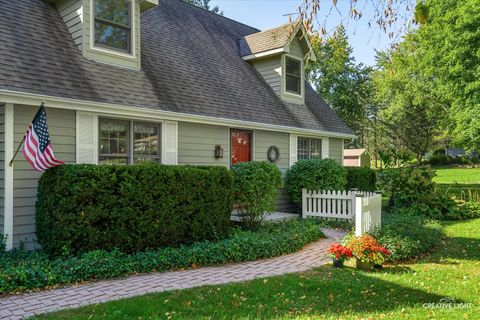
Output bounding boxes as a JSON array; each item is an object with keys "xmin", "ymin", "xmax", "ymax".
[
  {"xmin": 36, "ymin": 163, "xmax": 234, "ymax": 256},
  {"xmin": 285, "ymin": 159, "xmax": 347, "ymax": 205},
  {"xmin": 0, "ymin": 219, "xmax": 323, "ymax": 294},
  {"xmin": 232, "ymin": 161, "xmax": 282, "ymax": 227},
  {"xmin": 345, "ymin": 166, "xmax": 377, "ymax": 192}
]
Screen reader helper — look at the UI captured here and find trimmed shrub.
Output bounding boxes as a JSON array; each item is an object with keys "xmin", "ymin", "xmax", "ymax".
[
  {"xmin": 426, "ymin": 154, "xmax": 455, "ymax": 166},
  {"xmin": 345, "ymin": 167, "xmax": 377, "ymax": 192},
  {"xmin": 36, "ymin": 163, "xmax": 234, "ymax": 256},
  {"xmin": 377, "ymin": 167, "xmax": 436, "ymax": 208},
  {"xmin": 0, "ymin": 219, "xmax": 323, "ymax": 294},
  {"xmin": 371, "ymin": 212, "xmax": 445, "ymax": 261},
  {"xmin": 285, "ymin": 159, "xmax": 347, "ymax": 205},
  {"xmin": 231, "ymin": 161, "xmax": 282, "ymax": 227}
]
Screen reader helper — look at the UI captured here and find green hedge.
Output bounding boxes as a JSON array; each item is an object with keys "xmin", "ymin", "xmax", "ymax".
[
  {"xmin": 286, "ymin": 159, "xmax": 347, "ymax": 205},
  {"xmin": 0, "ymin": 219, "xmax": 324, "ymax": 294},
  {"xmin": 345, "ymin": 167, "xmax": 377, "ymax": 192},
  {"xmin": 36, "ymin": 164, "xmax": 234, "ymax": 256}
]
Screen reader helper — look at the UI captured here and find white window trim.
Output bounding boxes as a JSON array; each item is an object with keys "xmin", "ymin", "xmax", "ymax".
[
  {"xmin": 3, "ymin": 103, "xmax": 14, "ymax": 250},
  {"xmin": 322, "ymin": 138, "xmax": 330, "ymax": 159},
  {"xmin": 289, "ymin": 133, "xmax": 297, "ymax": 167},
  {"xmin": 97, "ymin": 114, "xmax": 164, "ymax": 164},
  {"xmin": 162, "ymin": 120, "xmax": 178, "ymax": 165},
  {"xmin": 282, "ymin": 54, "xmax": 304, "ymax": 98},
  {"xmin": 76, "ymin": 111, "xmax": 99, "ymax": 164},
  {"xmin": 89, "ymin": 0, "xmax": 136, "ymax": 59}
]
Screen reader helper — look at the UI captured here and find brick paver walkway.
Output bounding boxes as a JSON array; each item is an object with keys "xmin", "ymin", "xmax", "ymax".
[{"xmin": 0, "ymin": 228, "xmax": 345, "ymax": 319}]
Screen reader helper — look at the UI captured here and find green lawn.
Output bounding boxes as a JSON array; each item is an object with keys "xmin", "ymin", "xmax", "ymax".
[
  {"xmin": 433, "ymin": 166, "xmax": 480, "ymax": 184},
  {"xmin": 433, "ymin": 167, "xmax": 480, "ymax": 200},
  {"xmin": 38, "ymin": 219, "xmax": 480, "ymax": 320}
]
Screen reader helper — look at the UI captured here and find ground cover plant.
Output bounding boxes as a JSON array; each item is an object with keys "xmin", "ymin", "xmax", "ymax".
[
  {"xmin": 371, "ymin": 212, "xmax": 445, "ymax": 261},
  {"xmin": 38, "ymin": 218, "xmax": 480, "ymax": 320},
  {"xmin": 0, "ymin": 219, "xmax": 323, "ymax": 294}
]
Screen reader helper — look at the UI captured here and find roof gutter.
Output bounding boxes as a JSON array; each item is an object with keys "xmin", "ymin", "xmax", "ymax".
[
  {"xmin": 0, "ymin": 89, "xmax": 356, "ymax": 139},
  {"xmin": 242, "ymin": 47, "xmax": 287, "ymax": 61}
]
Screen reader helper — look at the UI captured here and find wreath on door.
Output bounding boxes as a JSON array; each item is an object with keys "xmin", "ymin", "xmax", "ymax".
[{"xmin": 267, "ymin": 145, "xmax": 280, "ymax": 163}]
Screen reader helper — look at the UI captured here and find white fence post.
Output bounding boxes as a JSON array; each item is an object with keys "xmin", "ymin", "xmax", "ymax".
[
  {"xmin": 374, "ymin": 190, "xmax": 383, "ymax": 229},
  {"xmin": 302, "ymin": 189, "xmax": 307, "ymax": 218},
  {"xmin": 354, "ymin": 193, "xmax": 364, "ymax": 236},
  {"xmin": 350, "ymin": 188, "xmax": 358, "ymax": 221}
]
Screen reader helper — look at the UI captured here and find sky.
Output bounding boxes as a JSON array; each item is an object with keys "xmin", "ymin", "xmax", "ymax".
[{"xmin": 210, "ymin": 0, "xmax": 408, "ymax": 66}]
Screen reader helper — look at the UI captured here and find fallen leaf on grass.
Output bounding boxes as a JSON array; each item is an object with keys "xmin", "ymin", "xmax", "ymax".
[{"xmin": 329, "ymin": 292, "xmax": 334, "ymax": 301}]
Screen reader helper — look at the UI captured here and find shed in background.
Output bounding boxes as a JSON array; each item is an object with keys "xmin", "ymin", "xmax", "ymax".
[{"xmin": 343, "ymin": 148, "xmax": 370, "ymax": 168}]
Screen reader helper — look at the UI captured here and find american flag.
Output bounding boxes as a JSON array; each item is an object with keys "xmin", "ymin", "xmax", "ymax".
[{"xmin": 22, "ymin": 103, "xmax": 64, "ymax": 172}]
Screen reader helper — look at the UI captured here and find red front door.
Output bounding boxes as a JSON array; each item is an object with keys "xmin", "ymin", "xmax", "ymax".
[{"xmin": 231, "ymin": 130, "xmax": 252, "ymax": 165}]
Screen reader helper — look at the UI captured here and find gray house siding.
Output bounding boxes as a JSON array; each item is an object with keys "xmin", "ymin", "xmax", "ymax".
[
  {"xmin": 254, "ymin": 129, "xmax": 289, "ymax": 173},
  {"xmin": 12, "ymin": 105, "xmax": 75, "ymax": 249},
  {"xmin": 329, "ymin": 138, "xmax": 343, "ymax": 164},
  {"xmin": 57, "ymin": 0, "xmax": 84, "ymax": 51},
  {"xmin": 178, "ymin": 122, "xmax": 229, "ymax": 166},
  {"xmin": 251, "ymin": 57, "xmax": 282, "ymax": 96},
  {"xmin": 0, "ymin": 104, "xmax": 4, "ymax": 234},
  {"xmin": 178, "ymin": 123, "xmax": 296, "ymax": 212},
  {"xmin": 289, "ymin": 39, "xmax": 304, "ymax": 57}
]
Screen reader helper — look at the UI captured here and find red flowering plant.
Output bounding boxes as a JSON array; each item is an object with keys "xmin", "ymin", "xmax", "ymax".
[
  {"xmin": 344, "ymin": 234, "xmax": 391, "ymax": 265},
  {"xmin": 327, "ymin": 243, "xmax": 353, "ymax": 262}
]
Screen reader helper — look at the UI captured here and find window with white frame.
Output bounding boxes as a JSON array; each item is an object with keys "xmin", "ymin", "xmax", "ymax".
[
  {"xmin": 285, "ymin": 56, "xmax": 302, "ymax": 95},
  {"xmin": 99, "ymin": 118, "xmax": 161, "ymax": 164},
  {"xmin": 94, "ymin": 0, "xmax": 132, "ymax": 53},
  {"xmin": 297, "ymin": 137, "xmax": 322, "ymax": 160}
]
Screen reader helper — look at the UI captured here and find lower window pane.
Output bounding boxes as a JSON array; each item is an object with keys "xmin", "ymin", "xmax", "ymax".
[
  {"xmin": 286, "ymin": 75, "xmax": 301, "ymax": 94},
  {"xmin": 297, "ymin": 138, "xmax": 309, "ymax": 160},
  {"xmin": 99, "ymin": 119, "xmax": 130, "ymax": 163},
  {"xmin": 99, "ymin": 156, "xmax": 129, "ymax": 165},
  {"xmin": 95, "ymin": 21, "xmax": 129, "ymax": 52},
  {"xmin": 134, "ymin": 122, "xmax": 160, "ymax": 163},
  {"xmin": 310, "ymin": 139, "xmax": 322, "ymax": 159},
  {"xmin": 134, "ymin": 157, "xmax": 161, "ymax": 163}
]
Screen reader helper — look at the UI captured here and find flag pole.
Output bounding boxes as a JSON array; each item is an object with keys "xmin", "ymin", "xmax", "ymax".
[
  {"xmin": 9, "ymin": 136, "xmax": 25, "ymax": 167},
  {"xmin": 8, "ymin": 101, "xmax": 45, "ymax": 167}
]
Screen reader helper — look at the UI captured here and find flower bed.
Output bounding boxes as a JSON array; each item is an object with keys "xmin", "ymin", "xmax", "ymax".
[{"xmin": 0, "ymin": 219, "xmax": 324, "ymax": 295}]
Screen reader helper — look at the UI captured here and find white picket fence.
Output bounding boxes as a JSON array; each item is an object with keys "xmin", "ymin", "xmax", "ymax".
[{"xmin": 302, "ymin": 189, "xmax": 382, "ymax": 236}]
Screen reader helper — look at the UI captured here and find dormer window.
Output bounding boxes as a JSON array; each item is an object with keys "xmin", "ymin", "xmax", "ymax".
[
  {"xmin": 285, "ymin": 57, "xmax": 301, "ymax": 95},
  {"xmin": 94, "ymin": 0, "xmax": 132, "ymax": 53}
]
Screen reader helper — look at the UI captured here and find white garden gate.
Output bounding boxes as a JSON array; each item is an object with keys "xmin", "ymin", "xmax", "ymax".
[{"xmin": 302, "ymin": 189, "xmax": 382, "ymax": 236}]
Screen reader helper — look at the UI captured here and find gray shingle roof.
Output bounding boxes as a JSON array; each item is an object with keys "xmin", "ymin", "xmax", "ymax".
[
  {"xmin": 0, "ymin": 0, "xmax": 353, "ymax": 136},
  {"xmin": 238, "ymin": 23, "xmax": 294, "ymax": 57}
]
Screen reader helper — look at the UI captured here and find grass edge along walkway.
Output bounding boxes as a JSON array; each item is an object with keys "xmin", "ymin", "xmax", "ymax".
[{"xmin": 38, "ymin": 219, "xmax": 480, "ymax": 320}]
